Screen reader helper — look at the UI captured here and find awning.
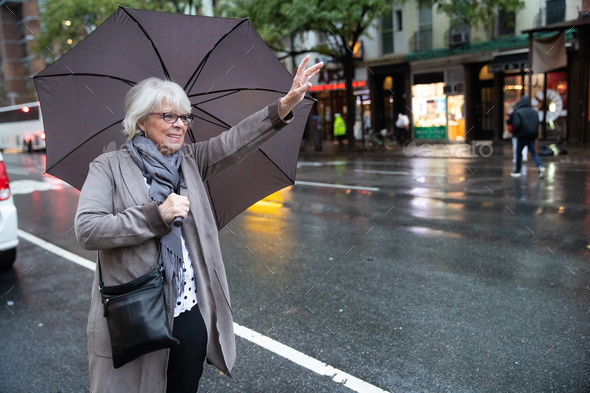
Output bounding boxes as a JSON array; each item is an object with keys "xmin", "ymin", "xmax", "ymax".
[
  {"xmin": 488, "ymin": 52, "xmax": 529, "ymax": 73},
  {"xmin": 522, "ymin": 16, "xmax": 590, "ymax": 34}
]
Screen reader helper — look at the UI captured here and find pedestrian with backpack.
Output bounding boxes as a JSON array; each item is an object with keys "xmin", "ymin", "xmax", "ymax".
[{"xmin": 510, "ymin": 96, "xmax": 545, "ymax": 178}]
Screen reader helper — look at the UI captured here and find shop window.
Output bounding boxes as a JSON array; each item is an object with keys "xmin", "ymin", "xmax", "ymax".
[
  {"xmin": 383, "ymin": 76, "xmax": 394, "ymax": 133},
  {"xmin": 383, "ymin": 76, "xmax": 393, "ymax": 91},
  {"xmin": 536, "ymin": 71, "xmax": 567, "ymax": 140},
  {"xmin": 479, "ymin": 65, "xmax": 494, "ymax": 81},
  {"xmin": 546, "ymin": 71, "xmax": 567, "ymax": 140},
  {"xmin": 503, "ymin": 73, "xmax": 524, "ymax": 138},
  {"xmin": 521, "ymin": 71, "xmax": 567, "ymax": 140},
  {"xmin": 447, "ymin": 95, "xmax": 465, "ymax": 141},
  {"xmin": 412, "ymin": 82, "xmax": 446, "ymax": 139}
]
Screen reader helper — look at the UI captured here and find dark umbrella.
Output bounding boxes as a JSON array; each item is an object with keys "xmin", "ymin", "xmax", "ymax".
[{"xmin": 33, "ymin": 6, "xmax": 313, "ymax": 229}]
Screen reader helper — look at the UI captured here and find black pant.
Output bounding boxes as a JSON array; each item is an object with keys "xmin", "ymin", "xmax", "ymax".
[
  {"xmin": 515, "ymin": 138, "xmax": 542, "ymax": 172},
  {"xmin": 166, "ymin": 305, "xmax": 208, "ymax": 393}
]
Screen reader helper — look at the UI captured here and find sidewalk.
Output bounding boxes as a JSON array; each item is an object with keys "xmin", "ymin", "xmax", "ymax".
[{"xmin": 299, "ymin": 139, "xmax": 590, "ymax": 165}]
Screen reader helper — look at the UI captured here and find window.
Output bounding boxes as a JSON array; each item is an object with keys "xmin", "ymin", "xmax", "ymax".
[
  {"xmin": 396, "ymin": 10, "xmax": 403, "ymax": 32},
  {"xmin": 417, "ymin": 4, "xmax": 432, "ymax": 50},
  {"xmin": 546, "ymin": 0, "xmax": 565, "ymax": 25},
  {"xmin": 496, "ymin": 9, "xmax": 515, "ymax": 37},
  {"xmin": 0, "ymin": 106, "xmax": 40, "ymax": 123},
  {"xmin": 381, "ymin": 5, "xmax": 394, "ymax": 54}
]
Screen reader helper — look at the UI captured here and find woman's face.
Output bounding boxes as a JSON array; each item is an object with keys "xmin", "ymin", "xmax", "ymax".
[{"xmin": 138, "ymin": 103, "xmax": 188, "ymax": 155}]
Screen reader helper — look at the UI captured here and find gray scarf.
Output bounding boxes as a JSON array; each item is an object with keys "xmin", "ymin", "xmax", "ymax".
[{"xmin": 125, "ymin": 135, "xmax": 183, "ymax": 298}]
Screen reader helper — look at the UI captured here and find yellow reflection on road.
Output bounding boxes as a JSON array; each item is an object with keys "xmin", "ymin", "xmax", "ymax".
[{"xmin": 243, "ymin": 189, "xmax": 293, "ymax": 259}]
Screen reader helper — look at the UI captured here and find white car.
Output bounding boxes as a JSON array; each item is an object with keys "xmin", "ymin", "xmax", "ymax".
[{"xmin": 0, "ymin": 151, "xmax": 18, "ymax": 269}]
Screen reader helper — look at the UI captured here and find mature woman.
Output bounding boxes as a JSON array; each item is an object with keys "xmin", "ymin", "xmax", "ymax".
[{"xmin": 75, "ymin": 56, "xmax": 322, "ymax": 393}]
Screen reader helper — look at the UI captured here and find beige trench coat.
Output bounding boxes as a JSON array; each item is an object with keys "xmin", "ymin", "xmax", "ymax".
[{"xmin": 75, "ymin": 102, "xmax": 291, "ymax": 393}]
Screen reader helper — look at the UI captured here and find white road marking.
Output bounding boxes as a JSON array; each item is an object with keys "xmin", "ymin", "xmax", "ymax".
[
  {"xmin": 354, "ymin": 169, "xmax": 409, "ymax": 175},
  {"xmin": 10, "ymin": 179, "xmax": 68, "ymax": 194},
  {"xmin": 297, "ymin": 161, "xmax": 353, "ymax": 167},
  {"xmin": 295, "ymin": 181, "xmax": 380, "ymax": 192},
  {"xmin": 6, "ymin": 168, "xmax": 32, "ymax": 175},
  {"xmin": 17, "ymin": 229, "xmax": 95, "ymax": 271},
  {"xmin": 234, "ymin": 324, "xmax": 388, "ymax": 392},
  {"xmin": 17, "ymin": 229, "xmax": 389, "ymax": 393}
]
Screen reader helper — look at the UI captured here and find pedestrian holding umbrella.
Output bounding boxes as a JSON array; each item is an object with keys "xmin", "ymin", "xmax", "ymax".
[
  {"xmin": 34, "ymin": 6, "xmax": 322, "ymax": 392},
  {"xmin": 34, "ymin": 6, "xmax": 316, "ymax": 229}
]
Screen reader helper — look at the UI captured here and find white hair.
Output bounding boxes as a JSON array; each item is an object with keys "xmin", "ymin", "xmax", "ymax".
[{"xmin": 122, "ymin": 78, "xmax": 192, "ymax": 140}]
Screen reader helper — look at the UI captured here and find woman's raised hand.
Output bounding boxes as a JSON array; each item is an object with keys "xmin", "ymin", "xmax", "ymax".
[{"xmin": 279, "ymin": 55, "xmax": 323, "ymax": 119}]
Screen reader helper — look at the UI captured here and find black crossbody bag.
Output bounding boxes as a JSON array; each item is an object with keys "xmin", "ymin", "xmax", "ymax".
[{"xmin": 98, "ymin": 254, "xmax": 179, "ymax": 369}]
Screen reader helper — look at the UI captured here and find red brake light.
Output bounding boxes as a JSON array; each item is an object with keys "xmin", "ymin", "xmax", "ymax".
[
  {"xmin": 0, "ymin": 161, "xmax": 11, "ymax": 201},
  {"xmin": 40, "ymin": 132, "xmax": 46, "ymax": 140},
  {"xmin": 21, "ymin": 106, "xmax": 29, "ymax": 113}
]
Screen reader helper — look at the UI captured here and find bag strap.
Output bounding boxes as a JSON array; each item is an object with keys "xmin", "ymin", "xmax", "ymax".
[
  {"xmin": 98, "ymin": 251, "xmax": 104, "ymax": 290},
  {"xmin": 97, "ymin": 240, "xmax": 164, "ymax": 291}
]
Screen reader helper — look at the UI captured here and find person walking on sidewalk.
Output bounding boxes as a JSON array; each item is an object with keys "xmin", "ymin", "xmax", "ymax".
[
  {"xmin": 506, "ymin": 103, "xmax": 528, "ymax": 164},
  {"xmin": 510, "ymin": 95, "xmax": 545, "ymax": 178}
]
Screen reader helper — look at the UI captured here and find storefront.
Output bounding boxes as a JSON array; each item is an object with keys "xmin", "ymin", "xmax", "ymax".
[
  {"xmin": 354, "ymin": 87, "xmax": 371, "ymax": 140},
  {"xmin": 411, "ymin": 69, "xmax": 465, "ymax": 141},
  {"xmin": 366, "ymin": 61, "xmax": 409, "ymax": 141},
  {"xmin": 310, "ymin": 80, "xmax": 368, "ymax": 141},
  {"xmin": 492, "ymin": 50, "xmax": 568, "ymax": 142},
  {"xmin": 529, "ymin": 71, "xmax": 568, "ymax": 141},
  {"xmin": 522, "ymin": 17, "xmax": 590, "ymax": 145}
]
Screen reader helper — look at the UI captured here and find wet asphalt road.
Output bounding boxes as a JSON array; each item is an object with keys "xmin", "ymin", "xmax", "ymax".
[{"xmin": 1, "ymin": 146, "xmax": 589, "ymax": 392}]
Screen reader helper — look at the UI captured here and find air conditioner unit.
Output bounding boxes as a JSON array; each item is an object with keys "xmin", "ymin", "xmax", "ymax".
[{"xmin": 450, "ymin": 31, "xmax": 469, "ymax": 46}]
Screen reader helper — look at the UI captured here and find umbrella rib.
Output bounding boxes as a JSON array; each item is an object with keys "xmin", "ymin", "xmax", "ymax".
[
  {"xmin": 203, "ymin": 181, "xmax": 222, "ymax": 229},
  {"xmin": 45, "ymin": 119, "xmax": 123, "ymax": 174},
  {"xmin": 184, "ymin": 18, "xmax": 250, "ymax": 92},
  {"xmin": 187, "ymin": 126, "xmax": 196, "ymax": 143},
  {"xmin": 191, "ymin": 107, "xmax": 232, "ymax": 129},
  {"xmin": 32, "ymin": 73, "xmax": 136, "ymax": 86},
  {"xmin": 259, "ymin": 148, "xmax": 296, "ymax": 183},
  {"xmin": 188, "ymin": 87, "xmax": 318, "ymax": 101},
  {"xmin": 188, "ymin": 87, "xmax": 289, "ymax": 100},
  {"xmin": 189, "ymin": 90, "xmax": 239, "ymax": 105},
  {"xmin": 189, "ymin": 88, "xmax": 316, "ymax": 131},
  {"xmin": 121, "ymin": 6, "xmax": 171, "ymax": 81}
]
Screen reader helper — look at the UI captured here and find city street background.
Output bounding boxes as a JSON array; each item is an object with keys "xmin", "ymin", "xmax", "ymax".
[{"xmin": 1, "ymin": 145, "xmax": 589, "ymax": 392}]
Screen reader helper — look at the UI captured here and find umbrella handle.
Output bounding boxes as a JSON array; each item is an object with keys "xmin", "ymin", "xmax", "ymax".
[{"xmin": 173, "ymin": 217, "xmax": 183, "ymax": 227}]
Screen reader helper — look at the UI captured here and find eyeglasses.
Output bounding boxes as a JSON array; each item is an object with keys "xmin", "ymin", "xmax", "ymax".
[{"xmin": 150, "ymin": 112, "xmax": 194, "ymax": 125}]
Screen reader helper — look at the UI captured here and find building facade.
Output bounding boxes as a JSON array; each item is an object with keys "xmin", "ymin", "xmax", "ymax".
[
  {"xmin": 0, "ymin": 0, "xmax": 43, "ymax": 106},
  {"xmin": 301, "ymin": 0, "xmax": 590, "ymax": 147},
  {"xmin": 362, "ymin": 0, "xmax": 590, "ymax": 146}
]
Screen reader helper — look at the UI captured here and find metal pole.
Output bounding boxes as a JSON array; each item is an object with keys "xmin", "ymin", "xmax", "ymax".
[{"xmin": 528, "ymin": 32, "xmax": 533, "ymax": 97}]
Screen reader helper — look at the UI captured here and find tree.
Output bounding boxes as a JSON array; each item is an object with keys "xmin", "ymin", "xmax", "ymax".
[
  {"xmin": 225, "ymin": 0, "xmax": 526, "ymax": 151},
  {"xmin": 34, "ymin": 0, "xmax": 208, "ymax": 61},
  {"xmin": 221, "ymin": 0, "xmax": 310, "ymax": 71},
  {"xmin": 224, "ymin": 0, "xmax": 392, "ymax": 152},
  {"xmin": 425, "ymin": 0, "xmax": 524, "ymax": 30},
  {"xmin": 301, "ymin": 0, "xmax": 392, "ymax": 151}
]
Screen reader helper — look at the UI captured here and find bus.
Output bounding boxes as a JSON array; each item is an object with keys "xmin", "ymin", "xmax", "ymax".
[{"xmin": 0, "ymin": 101, "xmax": 45, "ymax": 153}]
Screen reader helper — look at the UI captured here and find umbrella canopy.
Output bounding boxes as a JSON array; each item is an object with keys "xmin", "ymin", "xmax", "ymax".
[{"xmin": 33, "ymin": 6, "xmax": 313, "ymax": 229}]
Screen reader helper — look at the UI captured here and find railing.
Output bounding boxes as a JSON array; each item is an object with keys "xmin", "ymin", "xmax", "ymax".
[{"xmin": 408, "ymin": 27, "xmax": 432, "ymax": 52}]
